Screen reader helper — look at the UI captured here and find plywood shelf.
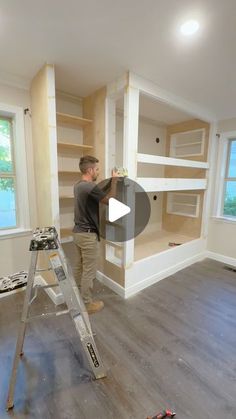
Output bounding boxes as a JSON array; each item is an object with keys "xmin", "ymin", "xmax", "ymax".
[
  {"xmin": 56, "ymin": 112, "xmax": 92, "ymax": 128},
  {"xmin": 57, "ymin": 142, "xmax": 93, "ymax": 151},
  {"xmin": 175, "ymin": 141, "xmax": 202, "ymax": 148},
  {"xmin": 134, "ymin": 230, "xmax": 196, "ymax": 260}
]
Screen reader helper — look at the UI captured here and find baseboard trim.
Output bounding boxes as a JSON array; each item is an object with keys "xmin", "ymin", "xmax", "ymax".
[
  {"xmin": 35, "ymin": 275, "xmax": 64, "ymax": 305},
  {"xmin": 97, "ymin": 252, "xmax": 205, "ymax": 299},
  {"xmin": 3, "ymin": 251, "xmax": 235, "ymax": 304},
  {"xmin": 96, "ymin": 271, "xmax": 125, "ymax": 298},
  {"xmin": 0, "ymin": 285, "xmax": 26, "ymax": 299},
  {"xmin": 205, "ymin": 251, "xmax": 236, "ymax": 267},
  {"xmin": 124, "ymin": 252, "xmax": 206, "ymax": 298}
]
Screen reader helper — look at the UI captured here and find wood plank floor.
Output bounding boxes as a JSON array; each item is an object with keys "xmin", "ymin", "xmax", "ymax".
[{"xmin": 1, "ymin": 258, "xmax": 236, "ymax": 419}]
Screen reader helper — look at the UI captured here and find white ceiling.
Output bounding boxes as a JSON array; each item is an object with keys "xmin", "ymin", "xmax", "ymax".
[{"xmin": 1, "ymin": 0, "xmax": 236, "ymax": 120}]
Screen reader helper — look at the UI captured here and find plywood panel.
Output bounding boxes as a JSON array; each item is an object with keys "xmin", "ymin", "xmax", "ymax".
[
  {"xmin": 83, "ymin": 88, "xmax": 125, "ymax": 286},
  {"xmin": 30, "ymin": 64, "xmax": 58, "ymax": 227},
  {"xmin": 98, "ymin": 241, "xmax": 125, "ymax": 286},
  {"xmin": 30, "ymin": 65, "xmax": 58, "ymax": 285},
  {"xmin": 162, "ymin": 190, "xmax": 205, "ymax": 238},
  {"xmin": 83, "ymin": 87, "xmax": 107, "ymax": 177},
  {"xmin": 134, "ymin": 229, "xmax": 195, "ymax": 260},
  {"xmin": 84, "ymin": 88, "xmax": 123, "ymax": 283}
]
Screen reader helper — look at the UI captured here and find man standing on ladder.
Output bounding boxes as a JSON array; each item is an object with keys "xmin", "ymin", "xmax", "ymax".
[{"xmin": 73, "ymin": 155, "xmax": 119, "ymax": 314}]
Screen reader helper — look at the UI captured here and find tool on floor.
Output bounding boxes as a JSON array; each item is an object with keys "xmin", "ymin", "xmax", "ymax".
[
  {"xmin": 6, "ymin": 226, "xmax": 106, "ymax": 411},
  {"xmin": 168, "ymin": 242, "xmax": 182, "ymax": 247},
  {"xmin": 147, "ymin": 409, "xmax": 176, "ymax": 419}
]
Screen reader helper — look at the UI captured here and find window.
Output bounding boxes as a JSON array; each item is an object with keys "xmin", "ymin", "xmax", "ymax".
[
  {"xmin": 0, "ymin": 103, "xmax": 30, "ymax": 236},
  {"xmin": 0, "ymin": 117, "xmax": 17, "ymax": 229},
  {"xmin": 223, "ymin": 139, "xmax": 236, "ymax": 218}
]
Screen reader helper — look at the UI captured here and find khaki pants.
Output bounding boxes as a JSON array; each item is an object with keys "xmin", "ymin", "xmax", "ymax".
[{"xmin": 73, "ymin": 232, "xmax": 98, "ymax": 303}]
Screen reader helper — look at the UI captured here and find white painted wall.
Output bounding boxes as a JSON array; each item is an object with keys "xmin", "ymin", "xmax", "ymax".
[
  {"xmin": 207, "ymin": 117, "xmax": 236, "ymax": 261},
  {"xmin": 0, "ymin": 83, "xmax": 37, "ymax": 276}
]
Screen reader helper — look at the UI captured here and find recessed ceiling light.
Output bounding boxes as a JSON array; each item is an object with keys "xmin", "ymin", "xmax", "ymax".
[{"xmin": 180, "ymin": 20, "xmax": 199, "ymax": 36}]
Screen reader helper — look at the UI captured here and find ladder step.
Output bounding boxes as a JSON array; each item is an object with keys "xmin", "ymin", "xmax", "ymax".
[{"xmin": 6, "ymin": 226, "xmax": 106, "ymax": 410}]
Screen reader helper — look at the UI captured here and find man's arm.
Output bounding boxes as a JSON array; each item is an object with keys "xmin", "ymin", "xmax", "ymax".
[{"xmin": 100, "ymin": 170, "xmax": 120, "ymax": 205}]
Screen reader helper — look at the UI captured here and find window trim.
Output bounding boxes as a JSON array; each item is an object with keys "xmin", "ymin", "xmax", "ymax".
[
  {"xmin": 214, "ymin": 131, "xmax": 236, "ymax": 222},
  {"xmin": 0, "ymin": 115, "xmax": 17, "ymax": 229},
  {"xmin": 0, "ymin": 103, "xmax": 30, "ymax": 236}
]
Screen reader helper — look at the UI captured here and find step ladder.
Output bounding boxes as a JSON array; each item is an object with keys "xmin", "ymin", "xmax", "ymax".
[{"xmin": 6, "ymin": 226, "xmax": 106, "ymax": 410}]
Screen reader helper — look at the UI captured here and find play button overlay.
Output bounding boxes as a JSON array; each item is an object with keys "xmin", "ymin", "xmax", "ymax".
[
  {"xmin": 96, "ymin": 177, "xmax": 151, "ymax": 242},
  {"xmin": 108, "ymin": 198, "xmax": 131, "ymax": 222}
]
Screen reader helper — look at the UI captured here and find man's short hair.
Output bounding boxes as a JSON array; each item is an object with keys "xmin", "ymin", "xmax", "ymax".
[{"xmin": 79, "ymin": 155, "xmax": 99, "ymax": 174}]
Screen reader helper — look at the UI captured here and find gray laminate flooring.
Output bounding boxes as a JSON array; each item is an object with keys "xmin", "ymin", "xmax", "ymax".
[{"xmin": 1, "ymin": 258, "xmax": 236, "ymax": 419}]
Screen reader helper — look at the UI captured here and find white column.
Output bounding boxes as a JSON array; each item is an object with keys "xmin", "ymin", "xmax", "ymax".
[
  {"xmin": 105, "ymin": 97, "xmax": 116, "ymax": 178},
  {"xmin": 123, "ymin": 85, "xmax": 139, "ymax": 269}
]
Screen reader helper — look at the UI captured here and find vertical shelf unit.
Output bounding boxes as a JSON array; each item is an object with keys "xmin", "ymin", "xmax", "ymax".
[
  {"xmin": 166, "ymin": 192, "xmax": 201, "ymax": 218},
  {"xmin": 170, "ymin": 128, "xmax": 205, "ymax": 158},
  {"xmin": 102, "ymin": 71, "xmax": 214, "ymax": 298},
  {"xmin": 56, "ymin": 111, "xmax": 93, "ymax": 241}
]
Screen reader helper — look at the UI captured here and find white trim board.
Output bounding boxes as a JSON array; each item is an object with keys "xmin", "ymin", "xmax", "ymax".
[
  {"xmin": 129, "ymin": 72, "xmax": 216, "ymax": 123},
  {"xmin": 205, "ymin": 251, "xmax": 236, "ymax": 268},
  {"xmin": 36, "ymin": 272, "xmax": 125, "ymax": 304},
  {"xmin": 126, "ymin": 238, "xmax": 207, "ymax": 287},
  {"xmin": 0, "ymin": 102, "xmax": 31, "ymax": 233},
  {"xmin": 98, "ymin": 238, "xmax": 207, "ymax": 299},
  {"xmin": 2, "ymin": 251, "xmax": 235, "ymax": 303},
  {"xmin": 0, "ymin": 285, "xmax": 26, "ymax": 299},
  {"xmin": 137, "ymin": 178, "xmax": 207, "ymax": 192},
  {"xmin": 125, "ymin": 252, "xmax": 205, "ymax": 298},
  {"xmin": 106, "ymin": 72, "xmax": 128, "ymax": 99},
  {"xmin": 96, "ymin": 271, "xmax": 125, "ymax": 298},
  {"xmin": 137, "ymin": 153, "xmax": 209, "ymax": 169},
  {"xmin": 35, "ymin": 275, "xmax": 65, "ymax": 305}
]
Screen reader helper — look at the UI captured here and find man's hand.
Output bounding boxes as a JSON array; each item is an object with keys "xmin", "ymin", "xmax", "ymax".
[
  {"xmin": 111, "ymin": 168, "xmax": 120, "ymax": 177},
  {"xmin": 111, "ymin": 167, "xmax": 128, "ymax": 177}
]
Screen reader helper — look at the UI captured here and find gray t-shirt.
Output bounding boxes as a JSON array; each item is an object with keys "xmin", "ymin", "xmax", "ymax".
[{"xmin": 73, "ymin": 180, "xmax": 107, "ymax": 236}]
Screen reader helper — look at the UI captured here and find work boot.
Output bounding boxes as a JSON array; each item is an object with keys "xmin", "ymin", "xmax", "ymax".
[{"xmin": 85, "ymin": 300, "xmax": 104, "ymax": 314}]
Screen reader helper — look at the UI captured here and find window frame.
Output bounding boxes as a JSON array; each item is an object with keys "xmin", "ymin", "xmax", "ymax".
[
  {"xmin": 0, "ymin": 103, "xmax": 30, "ymax": 237},
  {"xmin": 214, "ymin": 131, "xmax": 236, "ymax": 222},
  {"xmin": 0, "ymin": 115, "xmax": 18, "ymax": 229},
  {"xmin": 223, "ymin": 138, "xmax": 236, "ymax": 218}
]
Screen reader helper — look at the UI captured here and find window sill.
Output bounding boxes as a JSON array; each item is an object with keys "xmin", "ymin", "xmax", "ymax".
[
  {"xmin": 211, "ymin": 216, "xmax": 236, "ymax": 225},
  {"xmin": 0, "ymin": 228, "xmax": 33, "ymax": 240}
]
